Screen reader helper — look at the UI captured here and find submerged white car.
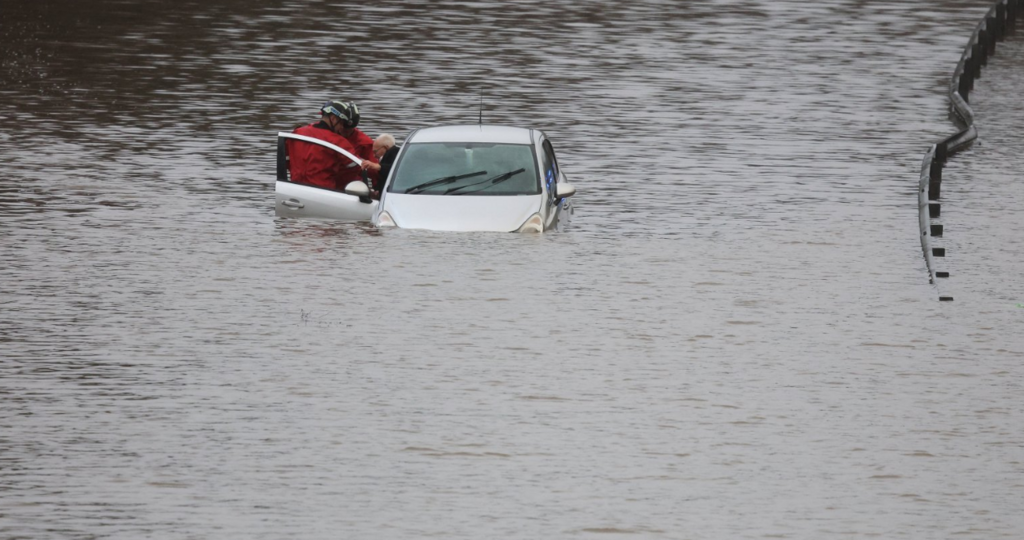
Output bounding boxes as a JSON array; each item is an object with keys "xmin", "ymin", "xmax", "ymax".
[{"xmin": 275, "ymin": 125, "xmax": 576, "ymax": 232}]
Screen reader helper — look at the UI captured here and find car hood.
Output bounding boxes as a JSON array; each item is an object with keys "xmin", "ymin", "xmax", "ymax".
[{"xmin": 381, "ymin": 193, "xmax": 542, "ymax": 232}]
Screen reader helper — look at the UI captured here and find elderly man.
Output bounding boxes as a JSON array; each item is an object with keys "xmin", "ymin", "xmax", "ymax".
[{"xmin": 361, "ymin": 133, "xmax": 400, "ymax": 195}]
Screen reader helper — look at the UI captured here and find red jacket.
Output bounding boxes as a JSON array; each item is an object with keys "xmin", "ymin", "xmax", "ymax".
[
  {"xmin": 338, "ymin": 128, "xmax": 379, "ymax": 187},
  {"xmin": 286, "ymin": 122, "xmax": 361, "ymax": 190}
]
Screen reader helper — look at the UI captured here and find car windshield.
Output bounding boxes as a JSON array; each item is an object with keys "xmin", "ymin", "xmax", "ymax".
[{"xmin": 389, "ymin": 142, "xmax": 540, "ymax": 195}]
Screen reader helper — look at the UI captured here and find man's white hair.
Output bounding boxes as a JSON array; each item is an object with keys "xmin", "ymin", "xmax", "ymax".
[{"xmin": 375, "ymin": 133, "xmax": 396, "ymax": 148}]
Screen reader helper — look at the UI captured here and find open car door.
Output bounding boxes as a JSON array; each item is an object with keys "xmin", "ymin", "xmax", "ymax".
[{"xmin": 275, "ymin": 132, "xmax": 378, "ymax": 221}]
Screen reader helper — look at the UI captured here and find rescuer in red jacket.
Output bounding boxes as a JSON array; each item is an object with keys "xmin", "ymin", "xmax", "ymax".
[
  {"xmin": 286, "ymin": 101, "xmax": 377, "ymax": 191},
  {"xmin": 330, "ymin": 102, "xmax": 379, "ymax": 193}
]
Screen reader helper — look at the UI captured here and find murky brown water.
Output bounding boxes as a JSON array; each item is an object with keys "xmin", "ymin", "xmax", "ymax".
[{"xmin": 3, "ymin": 1, "xmax": 1023, "ymax": 538}]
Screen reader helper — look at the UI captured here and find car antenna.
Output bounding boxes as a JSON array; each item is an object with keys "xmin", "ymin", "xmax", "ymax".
[{"xmin": 478, "ymin": 90, "xmax": 483, "ymax": 127}]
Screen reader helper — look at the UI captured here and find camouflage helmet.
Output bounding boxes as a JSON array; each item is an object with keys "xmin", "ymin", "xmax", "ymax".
[{"xmin": 320, "ymin": 100, "xmax": 360, "ymax": 128}]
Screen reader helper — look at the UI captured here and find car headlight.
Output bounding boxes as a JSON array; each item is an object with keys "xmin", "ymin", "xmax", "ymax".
[
  {"xmin": 377, "ymin": 211, "xmax": 396, "ymax": 228},
  {"xmin": 515, "ymin": 213, "xmax": 543, "ymax": 233}
]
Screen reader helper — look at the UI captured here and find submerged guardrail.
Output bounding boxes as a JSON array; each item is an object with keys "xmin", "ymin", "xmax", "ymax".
[{"xmin": 919, "ymin": 0, "xmax": 1021, "ymax": 301}]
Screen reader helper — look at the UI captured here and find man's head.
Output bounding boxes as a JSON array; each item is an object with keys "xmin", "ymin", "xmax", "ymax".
[
  {"xmin": 373, "ymin": 133, "xmax": 396, "ymax": 159},
  {"xmin": 320, "ymin": 100, "xmax": 360, "ymax": 136}
]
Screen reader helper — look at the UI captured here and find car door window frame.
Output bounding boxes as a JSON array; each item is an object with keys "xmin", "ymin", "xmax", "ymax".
[{"xmin": 541, "ymin": 139, "xmax": 559, "ymax": 204}]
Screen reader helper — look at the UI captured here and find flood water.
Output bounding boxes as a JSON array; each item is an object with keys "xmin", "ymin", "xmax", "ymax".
[{"xmin": 2, "ymin": 1, "xmax": 1023, "ymax": 538}]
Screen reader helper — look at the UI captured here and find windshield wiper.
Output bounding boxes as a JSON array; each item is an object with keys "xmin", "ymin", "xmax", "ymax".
[
  {"xmin": 404, "ymin": 170, "xmax": 487, "ymax": 194},
  {"xmin": 445, "ymin": 168, "xmax": 526, "ymax": 195}
]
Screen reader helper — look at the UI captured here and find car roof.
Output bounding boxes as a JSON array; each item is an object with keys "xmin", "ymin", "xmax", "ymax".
[{"xmin": 408, "ymin": 125, "xmax": 535, "ymax": 145}]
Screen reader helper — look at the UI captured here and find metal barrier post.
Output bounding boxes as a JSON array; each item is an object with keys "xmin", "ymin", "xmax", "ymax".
[{"xmin": 929, "ymin": 162, "xmax": 943, "ymax": 200}]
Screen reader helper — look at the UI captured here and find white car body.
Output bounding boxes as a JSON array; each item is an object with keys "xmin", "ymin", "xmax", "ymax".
[
  {"xmin": 274, "ymin": 125, "xmax": 575, "ymax": 232},
  {"xmin": 276, "ymin": 180, "xmax": 377, "ymax": 221}
]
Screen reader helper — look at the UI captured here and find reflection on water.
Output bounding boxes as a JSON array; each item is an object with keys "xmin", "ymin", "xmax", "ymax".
[{"xmin": 2, "ymin": 1, "xmax": 1023, "ymax": 538}]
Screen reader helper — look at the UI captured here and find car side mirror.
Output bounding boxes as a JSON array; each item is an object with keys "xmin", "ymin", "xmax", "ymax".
[
  {"xmin": 555, "ymin": 183, "xmax": 576, "ymax": 198},
  {"xmin": 346, "ymin": 181, "xmax": 370, "ymax": 198}
]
